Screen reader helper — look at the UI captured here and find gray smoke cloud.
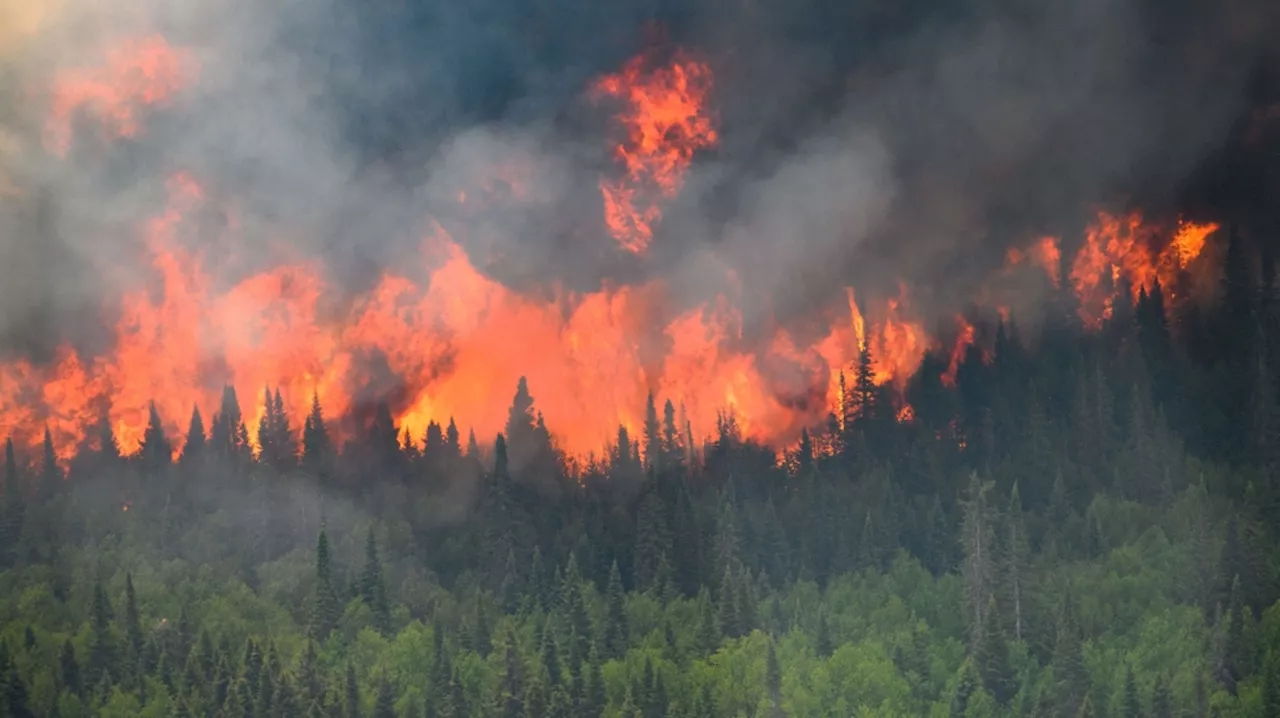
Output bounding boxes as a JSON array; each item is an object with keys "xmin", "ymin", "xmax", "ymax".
[{"xmin": 1, "ymin": 0, "xmax": 1277, "ymax": 359}]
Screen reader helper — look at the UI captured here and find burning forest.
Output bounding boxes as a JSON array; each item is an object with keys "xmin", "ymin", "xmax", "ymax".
[
  {"xmin": 0, "ymin": 22, "xmax": 1249, "ymax": 470},
  {"xmin": 4, "ymin": 1, "xmax": 1280, "ymax": 717}
]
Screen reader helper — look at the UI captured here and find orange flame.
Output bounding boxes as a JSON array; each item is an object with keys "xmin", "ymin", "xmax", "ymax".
[
  {"xmin": 592, "ymin": 49, "xmax": 718, "ymax": 254},
  {"xmin": 1005, "ymin": 236, "xmax": 1061, "ymax": 287},
  {"xmin": 1069, "ymin": 211, "xmax": 1217, "ymax": 328},
  {"xmin": 940, "ymin": 316, "xmax": 975, "ymax": 388},
  {"xmin": 44, "ymin": 36, "xmax": 192, "ymax": 156}
]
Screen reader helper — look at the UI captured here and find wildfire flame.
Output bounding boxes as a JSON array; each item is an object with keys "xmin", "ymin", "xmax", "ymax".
[
  {"xmin": 44, "ymin": 35, "xmax": 191, "ymax": 156},
  {"xmin": 592, "ymin": 49, "xmax": 718, "ymax": 255},
  {"xmin": 0, "ymin": 37, "xmax": 1235, "ymax": 468},
  {"xmin": 1070, "ymin": 211, "xmax": 1218, "ymax": 328},
  {"xmin": 1005, "ymin": 236, "xmax": 1062, "ymax": 288}
]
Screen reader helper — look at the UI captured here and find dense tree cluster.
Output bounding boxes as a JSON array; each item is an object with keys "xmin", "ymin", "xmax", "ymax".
[{"xmin": 1, "ymin": 228, "xmax": 1280, "ymax": 716}]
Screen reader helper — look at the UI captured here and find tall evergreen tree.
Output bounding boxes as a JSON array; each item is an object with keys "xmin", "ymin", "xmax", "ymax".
[
  {"xmin": 603, "ymin": 560, "xmax": 628, "ymax": 660},
  {"xmin": 312, "ymin": 530, "xmax": 341, "ymax": 641},
  {"xmin": 179, "ymin": 405, "xmax": 206, "ymax": 467},
  {"xmin": 360, "ymin": 528, "xmax": 392, "ymax": 635}
]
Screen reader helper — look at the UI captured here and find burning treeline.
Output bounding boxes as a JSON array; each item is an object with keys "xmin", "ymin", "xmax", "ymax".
[{"xmin": 0, "ymin": 35, "xmax": 1231, "ymax": 469}]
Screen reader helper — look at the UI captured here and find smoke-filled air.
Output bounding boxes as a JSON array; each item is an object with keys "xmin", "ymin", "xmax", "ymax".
[{"xmin": 2, "ymin": 0, "xmax": 1280, "ymax": 715}]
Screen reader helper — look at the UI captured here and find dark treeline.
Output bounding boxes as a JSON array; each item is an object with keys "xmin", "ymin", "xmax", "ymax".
[{"xmin": 1, "ymin": 227, "xmax": 1280, "ymax": 716}]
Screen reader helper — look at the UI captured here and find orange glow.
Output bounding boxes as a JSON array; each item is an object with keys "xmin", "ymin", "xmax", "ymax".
[
  {"xmin": 592, "ymin": 49, "xmax": 718, "ymax": 254},
  {"xmin": 1069, "ymin": 211, "xmax": 1217, "ymax": 328},
  {"xmin": 44, "ymin": 36, "xmax": 192, "ymax": 156},
  {"xmin": 1005, "ymin": 236, "xmax": 1061, "ymax": 288},
  {"xmin": 6, "ymin": 34, "xmax": 1235, "ymax": 469},
  {"xmin": 940, "ymin": 316, "xmax": 975, "ymax": 388}
]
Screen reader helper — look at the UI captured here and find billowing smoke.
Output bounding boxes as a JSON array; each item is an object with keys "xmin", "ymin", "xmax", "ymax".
[{"xmin": 0, "ymin": 0, "xmax": 1277, "ymax": 457}]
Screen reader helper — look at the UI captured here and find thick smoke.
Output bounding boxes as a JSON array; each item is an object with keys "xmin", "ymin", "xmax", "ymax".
[{"xmin": 1, "ymin": 0, "xmax": 1278, "ymax": 357}]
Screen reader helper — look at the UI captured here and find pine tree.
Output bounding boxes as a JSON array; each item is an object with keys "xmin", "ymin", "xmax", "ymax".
[
  {"xmin": 851, "ymin": 338, "xmax": 878, "ymax": 434},
  {"xmin": 643, "ymin": 392, "xmax": 662, "ymax": 473},
  {"xmin": 345, "ymin": 662, "xmax": 360, "ymax": 718},
  {"xmin": 123, "ymin": 573, "xmax": 144, "ymax": 683},
  {"xmin": 302, "ymin": 391, "xmax": 334, "ymax": 480},
  {"xmin": 694, "ymin": 589, "xmax": 721, "ymax": 655},
  {"xmin": 180, "ymin": 405, "xmax": 206, "ymax": 467},
  {"xmin": 360, "ymin": 528, "xmax": 392, "ymax": 635},
  {"xmin": 371, "ymin": 678, "xmax": 395, "ymax": 718},
  {"xmin": 960, "ymin": 472, "xmax": 996, "ymax": 651},
  {"xmin": 560, "ymin": 554, "xmax": 591, "ymax": 670},
  {"xmin": 717, "ymin": 564, "xmax": 740, "ymax": 638},
  {"xmin": 1002, "ymin": 482, "xmax": 1030, "ymax": 642},
  {"xmin": 494, "ymin": 629, "xmax": 524, "ymax": 718},
  {"xmin": 312, "ymin": 530, "xmax": 341, "ymax": 641},
  {"xmin": 538, "ymin": 623, "xmax": 561, "ymax": 688},
  {"xmin": 765, "ymin": 639, "xmax": 783, "ymax": 718},
  {"xmin": 1121, "ymin": 666, "xmax": 1140, "ymax": 718},
  {"xmin": 38, "ymin": 428, "xmax": 59, "ymax": 502},
  {"xmin": 1050, "ymin": 592, "xmax": 1087, "ymax": 718},
  {"xmin": 59, "ymin": 638, "xmax": 82, "ymax": 696},
  {"xmin": 88, "ymin": 579, "xmax": 116, "ymax": 683},
  {"xmin": 815, "ymin": 605, "xmax": 832, "ymax": 659},
  {"xmin": 603, "ymin": 560, "xmax": 628, "ymax": 660},
  {"xmin": 138, "ymin": 401, "xmax": 171, "ymax": 472},
  {"xmin": 97, "ymin": 407, "xmax": 121, "ymax": 463},
  {"xmin": 975, "ymin": 596, "xmax": 1014, "ymax": 704},
  {"xmin": 0, "ymin": 439, "xmax": 22, "ymax": 566},
  {"xmin": 661, "ymin": 399, "xmax": 685, "ymax": 472},
  {"xmin": 214, "ymin": 385, "xmax": 251, "ymax": 463}
]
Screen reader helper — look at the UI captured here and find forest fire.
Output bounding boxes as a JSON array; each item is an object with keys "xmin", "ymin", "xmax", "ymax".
[
  {"xmin": 1069, "ymin": 212, "xmax": 1219, "ymax": 328},
  {"xmin": 591, "ymin": 49, "xmax": 718, "ymax": 255},
  {"xmin": 0, "ymin": 36, "xmax": 1235, "ymax": 467}
]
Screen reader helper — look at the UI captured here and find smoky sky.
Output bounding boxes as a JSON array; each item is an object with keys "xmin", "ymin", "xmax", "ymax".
[{"xmin": 1, "ymin": 0, "xmax": 1279, "ymax": 359}]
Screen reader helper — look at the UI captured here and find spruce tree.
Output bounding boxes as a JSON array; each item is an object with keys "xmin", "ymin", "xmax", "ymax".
[
  {"xmin": 38, "ymin": 428, "xmax": 60, "ymax": 501},
  {"xmin": 766, "ymin": 640, "xmax": 783, "ymax": 718},
  {"xmin": 123, "ymin": 573, "xmax": 144, "ymax": 684},
  {"xmin": 88, "ymin": 580, "xmax": 116, "ymax": 683},
  {"xmin": 302, "ymin": 391, "xmax": 334, "ymax": 480},
  {"xmin": 372, "ymin": 679, "xmax": 396, "ymax": 718},
  {"xmin": 345, "ymin": 662, "xmax": 360, "ymax": 718},
  {"xmin": 312, "ymin": 530, "xmax": 341, "ymax": 641},
  {"xmin": 140, "ymin": 401, "xmax": 172, "ymax": 472},
  {"xmin": 1121, "ymin": 666, "xmax": 1140, "ymax": 718},
  {"xmin": 0, "ymin": 439, "xmax": 22, "ymax": 566},
  {"xmin": 59, "ymin": 638, "xmax": 82, "ymax": 696},
  {"xmin": 360, "ymin": 528, "xmax": 392, "ymax": 635},
  {"xmin": 976, "ymin": 596, "xmax": 1014, "ymax": 704},
  {"xmin": 603, "ymin": 559, "xmax": 628, "ymax": 660},
  {"xmin": 179, "ymin": 405, "xmax": 206, "ymax": 467}
]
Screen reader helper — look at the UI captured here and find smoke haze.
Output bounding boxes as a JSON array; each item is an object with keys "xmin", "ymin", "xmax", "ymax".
[{"xmin": 0, "ymin": 0, "xmax": 1277, "ymax": 454}]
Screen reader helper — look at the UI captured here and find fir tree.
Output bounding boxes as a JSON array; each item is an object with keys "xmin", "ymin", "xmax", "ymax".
[
  {"xmin": 345, "ymin": 663, "xmax": 360, "ymax": 718},
  {"xmin": 123, "ymin": 573, "xmax": 144, "ymax": 683},
  {"xmin": 302, "ymin": 391, "xmax": 334, "ymax": 480},
  {"xmin": 603, "ymin": 559, "xmax": 628, "ymax": 660},
  {"xmin": 139, "ymin": 401, "xmax": 171, "ymax": 472},
  {"xmin": 88, "ymin": 580, "xmax": 116, "ymax": 683},
  {"xmin": 312, "ymin": 530, "xmax": 341, "ymax": 641},
  {"xmin": 765, "ymin": 639, "xmax": 783, "ymax": 718},
  {"xmin": 372, "ymin": 679, "xmax": 396, "ymax": 718},
  {"xmin": 360, "ymin": 528, "xmax": 392, "ymax": 635},
  {"xmin": 1121, "ymin": 666, "xmax": 1140, "ymax": 718},
  {"xmin": 976, "ymin": 596, "xmax": 1014, "ymax": 704},
  {"xmin": 179, "ymin": 405, "xmax": 206, "ymax": 467}
]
